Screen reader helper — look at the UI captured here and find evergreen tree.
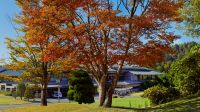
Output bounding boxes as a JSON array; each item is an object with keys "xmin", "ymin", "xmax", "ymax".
[{"xmin": 68, "ymin": 70, "xmax": 95, "ymax": 104}]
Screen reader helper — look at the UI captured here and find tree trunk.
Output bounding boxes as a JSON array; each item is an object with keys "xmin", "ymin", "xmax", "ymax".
[
  {"xmin": 99, "ymin": 79, "xmax": 106, "ymax": 106},
  {"xmin": 41, "ymin": 62, "xmax": 48, "ymax": 106},
  {"xmin": 105, "ymin": 63, "xmax": 124, "ymax": 107},
  {"xmin": 105, "ymin": 87, "xmax": 114, "ymax": 107},
  {"xmin": 41, "ymin": 82, "xmax": 48, "ymax": 106}
]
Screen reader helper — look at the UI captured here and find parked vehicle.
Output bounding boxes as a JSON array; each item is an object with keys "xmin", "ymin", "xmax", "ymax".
[{"xmin": 52, "ymin": 91, "xmax": 62, "ymax": 98}]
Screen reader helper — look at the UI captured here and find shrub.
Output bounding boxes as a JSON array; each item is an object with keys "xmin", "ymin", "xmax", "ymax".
[
  {"xmin": 167, "ymin": 87, "xmax": 180, "ymax": 100},
  {"xmin": 68, "ymin": 70, "xmax": 95, "ymax": 104},
  {"xmin": 4, "ymin": 92, "xmax": 12, "ymax": 96},
  {"xmin": 0, "ymin": 91, "xmax": 12, "ymax": 96},
  {"xmin": 141, "ymin": 76, "xmax": 172, "ymax": 90},
  {"xmin": 141, "ymin": 80, "xmax": 157, "ymax": 90},
  {"xmin": 143, "ymin": 85, "xmax": 180, "ymax": 105},
  {"xmin": 24, "ymin": 86, "xmax": 35, "ymax": 101},
  {"xmin": 16, "ymin": 83, "xmax": 26, "ymax": 100},
  {"xmin": 12, "ymin": 91, "xmax": 17, "ymax": 99}
]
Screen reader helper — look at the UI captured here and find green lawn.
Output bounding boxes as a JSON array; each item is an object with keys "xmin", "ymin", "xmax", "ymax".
[
  {"xmin": 0, "ymin": 96, "xmax": 149, "ymax": 112},
  {"xmin": 0, "ymin": 103, "xmax": 134, "ymax": 112},
  {"xmin": 0, "ymin": 96, "xmax": 29, "ymax": 105},
  {"xmin": 112, "ymin": 97, "xmax": 150, "ymax": 108},
  {"xmin": 4, "ymin": 92, "xmax": 200, "ymax": 112},
  {"xmin": 130, "ymin": 91, "xmax": 144, "ymax": 97},
  {"xmin": 2, "ymin": 94, "xmax": 200, "ymax": 112}
]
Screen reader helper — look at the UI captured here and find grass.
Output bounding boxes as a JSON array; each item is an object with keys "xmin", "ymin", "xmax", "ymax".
[
  {"xmin": 0, "ymin": 96, "xmax": 29, "ymax": 105},
  {"xmin": 130, "ymin": 91, "xmax": 144, "ymax": 97},
  {"xmin": 145, "ymin": 93, "xmax": 200, "ymax": 112},
  {"xmin": 0, "ymin": 103, "xmax": 135, "ymax": 112},
  {"xmin": 1, "ymin": 92, "xmax": 200, "ymax": 112},
  {"xmin": 112, "ymin": 97, "xmax": 150, "ymax": 108},
  {"xmin": 0, "ymin": 95, "xmax": 149, "ymax": 112}
]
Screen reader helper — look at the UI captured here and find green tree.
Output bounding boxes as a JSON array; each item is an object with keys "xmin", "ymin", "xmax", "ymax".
[
  {"xmin": 68, "ymin": 70, "xmax": 95, "ymax": 104},
  {"xmin": 179, "ymin": 0, "xmax": 200, "ymax": 37},
  {"xmin": 154, "ymin": 42, "xmax": 198, "ymax": 73},
  {"xmin": 16, "ymin": 83, "xmax": 26, "ymax": 100},
  {"xmin": 168, "ymin": 44, "xmax": 200, "ymax": 96}
]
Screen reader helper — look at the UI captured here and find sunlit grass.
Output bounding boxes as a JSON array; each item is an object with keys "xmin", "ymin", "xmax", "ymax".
[
  {"xmin": 112, "ymin": 97, "xmax": 150, "ymax": 108},
  {"xmin": 0, "ymin": 96, "xmax": 29, "ymax": 105},
  {"xmin": 130, "ymin": 91, "xmax": 144, "ymax": 97}
]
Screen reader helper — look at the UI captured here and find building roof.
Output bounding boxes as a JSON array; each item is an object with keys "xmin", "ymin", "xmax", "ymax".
[
  {"xmin": 0, "ymin": 66, "xmax": 6, "ymax": 72},
  {"xmin": 0, "ymin": 66, "xmax": 23, "ymax": 77},
  {"xmin": 110, "ymin": 65, "xmax": 163, "ymax": 75}
]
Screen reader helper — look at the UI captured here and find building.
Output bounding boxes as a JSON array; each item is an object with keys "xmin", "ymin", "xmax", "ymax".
[
  {"xmin": 0, "ymin": 65, "xmax": 162, "ymax": 96},
  {"xmin": 0, "ymin": 66, "xmax": 22, "ymax": 91},
  {"xmin": 108, "ymin": 65, "xmax": 163, "ymax": 95},
  {"xmin": 0, "ymin": 66, "xmax": 68, "ymax": 97}
]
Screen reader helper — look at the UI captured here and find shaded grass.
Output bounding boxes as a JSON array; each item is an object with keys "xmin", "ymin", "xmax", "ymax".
[
  {"xmin": 0, "ymin": 96, "xmax": 29, "ymax": 105},
  {"xmin": 144, "ymin": 93, "xmax": 200, "ymax": 112},
  {"xmin": 0, "ymin": 103, "xmax": 135, "ymax": 112}
]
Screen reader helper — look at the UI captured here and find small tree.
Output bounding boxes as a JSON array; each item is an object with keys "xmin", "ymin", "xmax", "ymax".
[
  {"xmin": 24, "ymin": 86, "xmax": 35, "ymax": 101},
  {"xmin": 16, "ymin": 83, "xmax": 26, "ymax": 100},
  {"xmin": 68, "ymin": 70, "xmax": 95, "ymax": 104}
]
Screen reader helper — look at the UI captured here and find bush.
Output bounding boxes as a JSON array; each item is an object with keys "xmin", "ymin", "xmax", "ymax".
[
  {"xmin": 143, "ymin": 85, "xmax": 180, "ymax": 105},
  {"xmin": 12, "ymin": 91, "xmax": 17, "ymax": 99},
  {"xmin": 24, "ymin": 86, "xmax": 35, "ymax": 101},
  {"xmin": 16, "ymin": 83, "xmax": 26, "ymax": 100},
  {"xmin": 5, "ymin": 92, "xmax": 12, "ymax": 96},
  {"xmin": 0, "ymin": 91, "xmax": 12, "ymax": 96},
  {"xmin": 141, "ymin": 80, "xmax": 157, "ymax": 90},
  {"xmin": 167, "ymin": 87, "xmax": 180, "ymax": 100},
  {"xmin": 68, "ymin": 70, "xmax": 95, "ymax": 104},
  {"xmin": 141, "ymin": 76, "xmax": 172, "ymax": 90}
]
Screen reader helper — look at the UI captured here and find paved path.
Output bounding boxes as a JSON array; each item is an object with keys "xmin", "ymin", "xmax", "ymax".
[
  {"xmin": 0, "ymin": 103, "xmax": 39, "ymax": 110},
  {"xmin": 0, "ymin": 96, "xmax": 100, "ymax": 110}
]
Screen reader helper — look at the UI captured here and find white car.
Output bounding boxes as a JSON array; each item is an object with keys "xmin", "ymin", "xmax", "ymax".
[{"xmin": 52, "ymin": 91, "xmax": 62, "ymax": 98}]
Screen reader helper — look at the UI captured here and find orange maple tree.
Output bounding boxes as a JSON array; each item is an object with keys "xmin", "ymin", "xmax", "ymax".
[{"xmin": 16, "ymin": 0, "xmax": 181, "ymax": 107}]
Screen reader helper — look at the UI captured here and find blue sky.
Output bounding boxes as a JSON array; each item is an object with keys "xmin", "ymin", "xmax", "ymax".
[{"xmin": 0, "ymin": 1, "xmax": 200, "ymax": 61}]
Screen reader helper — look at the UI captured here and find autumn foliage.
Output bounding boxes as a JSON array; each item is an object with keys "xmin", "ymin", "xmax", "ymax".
[{"xmin": 16, "ymin": 0, "xmax": 181, "ymax": 107}]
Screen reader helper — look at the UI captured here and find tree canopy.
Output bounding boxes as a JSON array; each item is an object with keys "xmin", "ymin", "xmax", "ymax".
[
  {"xmin": 179, "ymin": 0, "xmax": 200, "ymax": 37},
  {"xmin": 168, "ymin": 44, "xmax": 200, "ymax": 95},
  {"xmin": 15, "ymin": 0, "xmax": 181, "ymax": 107}
]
